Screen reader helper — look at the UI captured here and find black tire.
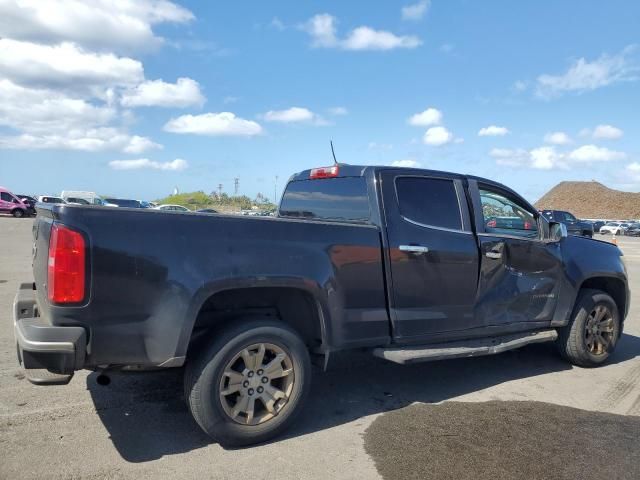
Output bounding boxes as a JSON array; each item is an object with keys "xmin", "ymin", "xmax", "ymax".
[
  {"xmin": 11, "ymin": 209, "xmax": 24, "ymax": 218},
  {"xmin": 556, "ymin": 289, "xmax": 621, "ymax": 367},
  {"xmin": 184, "ymin": 318, "xmax": 311, "ymax": 447}
]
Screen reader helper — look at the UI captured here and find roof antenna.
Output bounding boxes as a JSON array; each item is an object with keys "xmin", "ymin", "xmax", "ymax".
[{"xmin": 330, "ymin": 140, "xmax": 338, "ymax": 165}]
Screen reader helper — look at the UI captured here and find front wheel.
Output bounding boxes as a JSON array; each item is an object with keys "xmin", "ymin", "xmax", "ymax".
[
  {"xmin": 184, "ymin": 318, "xmax": 311, "ymax": 447},
  {"xmin": 556, "ymin": 289, "xmax": 621, "ymax": 367},
  {"xmin": 11, "ymin": 209, "xmax": 24, "ymax": 218}
]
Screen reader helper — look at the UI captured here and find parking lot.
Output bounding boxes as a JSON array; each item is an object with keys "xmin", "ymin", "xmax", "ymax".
[{"xmin": 1, "ymin": 217, "xmax": 639, "ymax": 479}]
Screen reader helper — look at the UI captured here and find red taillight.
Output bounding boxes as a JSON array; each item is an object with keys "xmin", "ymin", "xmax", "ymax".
[
  {"xmin": 524, "ymin": 221, "xmax": 533, "ymax": 230},
  {"xmin": 310, "ymin": 165, "xmax": 339, "ymax": 179},
  {"xmin": 486, "ymin": 219, "xmax": 497, "ymax": 228},
  {"xmin": 48, "ymin": 224, "xmax": 86, "ymax": 304}
]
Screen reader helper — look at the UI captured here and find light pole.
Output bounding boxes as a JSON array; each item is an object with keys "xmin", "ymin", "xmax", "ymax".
[{"xmin": 274, "ymin": 176, "xmax": 278, "ymax": 204}]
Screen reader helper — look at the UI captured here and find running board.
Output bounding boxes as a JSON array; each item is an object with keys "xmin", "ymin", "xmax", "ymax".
[
  {"xmin": 373, "ymin": 329, "xmax": 558, "ymax": 365},
  {"xmin": 25, "ymin": 369, "xmax": 73, "ymax": 386}
]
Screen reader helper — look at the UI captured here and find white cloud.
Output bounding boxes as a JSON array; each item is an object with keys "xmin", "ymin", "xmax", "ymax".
[
  {"xmin": 491, "ymin": 144, "xmax": 626, "ymax": 169},
  {"xmin": 530, "ymin": 146, "xmax": 563, "ymax": 169},
  {"xmin": 109, "ymin": 158, "xmax": 187, "ymax": 171},
  {"xmin": 478, "ymin": 125, "xmax": 510, "ymax": 137},
  {"xmin": 391, "ymin": 159, "xmax": 421, "ymax": 168},
  {"xmin": 593, "ymin": 124, "xmax": 623, "ymax": 140},
  {"xmin": 368, "ymin": 142, "xmax": 393, "ymax": 150},
  {"xmin": 567, "ymin": 145, "xmax": 626, "ymax": 162},
  {"xmin": 491, "ymin": 146, "xmax": 565, "ymax": 170},
  {"xmin": 263, "ymin": 107, "xmax": 329, "ymax": 125},
  {"xmin": 544, "ymin": 131, "xmax": 572, "ymax": 145},
  {"xmin": 512, "ymin": 80, "xmax": 527, "ymax": 92},
  {"xmin": 423, "ymin": 126, "xmax": 453, "ymax": 146},
  {"xmin": 0, "ymin": 128, "xmax": 161, "ymax": 153},
  {"xmin": 536, "ymin": 45, "xmax": 639, "ymax": 99},
  {"xmin": 490, "ymin": 148, "xmax": 530, "ymax": 167},
  {"xmin": 123, "ymin": 136, "xmax": 162, "ymax": 154},
  {"xmin": 0, "ymin": 0, "xmax": 194, "ymax": 52},
  {"xmin": 408, "ymin": 107, "xmax": 442, "ymax": 126},
  {"xmin": 0, "ymin": 39, "xmax": 143, "ymax": 91},
  {"xmin": 303, "ymin": 13, "xmax": 421, "ymax": 51},
  {"xmin": 0, "ymin": 79, "xmax": 115, "ymax": 133},
  {"xmin": 121, "ymin": 77, "xmax": 205, "ymax": 108},
  {"xmin": 401, "ymin": 1, "xmax": 430, "ymax": 21},
  {"xmin": 264, "ymin": 107, "xmax": 315, "ymax": 123},
  {"xmin": 327, "ymin": 106, "xmax": 348, "ymax": 116},
  {"xmin": 270, "ymin": 17, "xmax": 285, "ymax": 31},
  {"xmin": 0, "ymin": 0, "xmax": 197, "ymax": 153},
  {"xmin": 0, "ymin": 79, "xmax": 162, "ymax": 153},
  {"xmin": 164, "ymin": 112, "xmax": 263, "ymax": 136},
  {"xmin": 343, "ymin": 27, "xmax": 421, "ymax": 50}
]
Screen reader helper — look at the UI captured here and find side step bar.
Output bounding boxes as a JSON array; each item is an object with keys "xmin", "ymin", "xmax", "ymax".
[
  {"xmin": 25, "ymin": 369, "xmax": 73, "ymax": 386},
  {"xmin": 373, "ymin": 329, "xmax": 558, "ymax": 365}
]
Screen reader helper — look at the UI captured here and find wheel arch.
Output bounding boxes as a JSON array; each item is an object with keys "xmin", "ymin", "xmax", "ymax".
[
  {"xmin": 577, "ymin": 276, "xmax": 628, "ymax": 322},
  {"xmin": 177, "ymin": 280, "xmax": 330, "ymax": 361}
]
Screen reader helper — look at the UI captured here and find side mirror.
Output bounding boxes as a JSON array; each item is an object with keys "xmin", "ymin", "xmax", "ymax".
[{"xmin": 549, "ymin": 221, "xmax": 568, "ymax": 241}]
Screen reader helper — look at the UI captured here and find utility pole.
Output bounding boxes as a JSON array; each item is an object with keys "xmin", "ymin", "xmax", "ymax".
[
  {"xmin": 234, "ymin": 177, "xmax": 239, "ymax": 196},
  {"xmin": 218, "ymin": 183, "xmax": 223, "ymax": 197},
  {"xmin": 274, "ymin": 176, "xmax": 278, "ymax": 204}
]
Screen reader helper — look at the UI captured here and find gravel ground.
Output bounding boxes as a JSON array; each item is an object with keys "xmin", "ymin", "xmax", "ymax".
[
  {"xmin": 1, "ymin": 217, "xmax": 639, "ymax": 479},
  {"xmin": 365, "ymin": 401, "xmax": 640, "ymax": 480}
]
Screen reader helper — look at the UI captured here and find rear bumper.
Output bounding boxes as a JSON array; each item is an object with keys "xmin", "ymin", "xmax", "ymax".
[{"xmin": 13, "ymin": 283, "xmax": 86, "ymax": 375}]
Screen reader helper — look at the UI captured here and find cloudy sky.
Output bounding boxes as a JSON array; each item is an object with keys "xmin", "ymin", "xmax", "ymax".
[{"xmin": 0, "ymin": 0, "xmax": 638, "ymax": 201}]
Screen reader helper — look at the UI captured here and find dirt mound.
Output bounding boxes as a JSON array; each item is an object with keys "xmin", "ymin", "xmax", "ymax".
[{"xmin": 535, "ymin": 181, "xmax": 640, "ymax": 219}]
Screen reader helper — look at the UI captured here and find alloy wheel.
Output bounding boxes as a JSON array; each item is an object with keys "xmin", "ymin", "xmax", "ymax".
[
  {"xmin": 218, "ymin": 343, "xmax": 295, "ymax": 426},
  {"xmin": 585, "ymin": 305, "xmax": 616, "ymax": 355}
]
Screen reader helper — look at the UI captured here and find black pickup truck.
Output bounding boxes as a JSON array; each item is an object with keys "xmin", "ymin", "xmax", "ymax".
[
  {"xmin": 14, "ymin": 164, "xmax": 629, "ymax": 446},
  {"xmin": 541, "ymin": 209, "xmax": 594, "ymax": 238}
]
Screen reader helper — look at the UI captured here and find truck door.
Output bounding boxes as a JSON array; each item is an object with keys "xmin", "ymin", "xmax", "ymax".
[
  {"xmin": 380, "ymin": 170, "xmax": 481, "ymax": 340},
  {"xmin": 470, "ymin": 181, "xmax": 563, "ymax": 327}
]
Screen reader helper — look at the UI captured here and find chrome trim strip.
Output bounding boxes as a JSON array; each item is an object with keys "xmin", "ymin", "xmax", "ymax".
[{"xmin": 402, "ymin": 215, "xmax": 473, "ymax": 234}]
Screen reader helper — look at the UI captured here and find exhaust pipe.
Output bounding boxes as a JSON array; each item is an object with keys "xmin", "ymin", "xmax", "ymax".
[{"xmin": 96, "ymin": 373, "xmax": 111, "ymax": 386}]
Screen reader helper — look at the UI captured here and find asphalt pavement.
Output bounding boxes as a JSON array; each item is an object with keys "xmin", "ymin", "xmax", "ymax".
[{"xmin": 1, "ymin": 217, "xmax": 639, "ymax": 479}]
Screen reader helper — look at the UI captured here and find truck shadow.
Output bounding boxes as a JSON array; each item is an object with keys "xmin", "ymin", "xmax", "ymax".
[{"xmin": 87, "ymin": 332, "xmax": 640, "ymax": 462}]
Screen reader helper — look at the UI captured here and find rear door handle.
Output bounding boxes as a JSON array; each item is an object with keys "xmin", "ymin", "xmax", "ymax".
[
  {"xmin": 485, "ymin": 251, "xmax": 502, "ymax": 259},
  {"xmin": 399, "ymin": 245, "xmax": 429, "ymax": 254}
]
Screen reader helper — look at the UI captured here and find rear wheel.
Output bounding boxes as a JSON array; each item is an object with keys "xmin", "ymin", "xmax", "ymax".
[
  {"xmin": 11, "ymin": 209, "xmax": 24, "ymax": 218},
  {"xmin": 184, "ymin": 318, "xmax": 311, "ymax": 447},
  {"xmin": 556, "ymin": 289, "xmax": 621, "ymax": 367}
]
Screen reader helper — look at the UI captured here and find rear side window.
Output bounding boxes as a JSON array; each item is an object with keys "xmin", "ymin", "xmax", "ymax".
[
  {"xmin": 395, "ymin": 177, "xmax": 462, "ymax": 230},
  {"xmin": 279, "ymin": 177, "xmax": 370, "ymax": 222}
]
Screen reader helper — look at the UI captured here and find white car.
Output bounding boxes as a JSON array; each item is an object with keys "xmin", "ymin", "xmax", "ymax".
[
  {"xmin": 155, "ymin": 204, "xmax": 191, "ymax": 212},
  {"xmin": 599, "ymin": 222, "xmax": 627, "ymax": 235}
]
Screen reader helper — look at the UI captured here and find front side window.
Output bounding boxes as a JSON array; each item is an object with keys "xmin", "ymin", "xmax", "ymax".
[
  {"xmin": 395, "ymin": 177, "xmax": 462, "ymax": 230},
  {"xmin": 479, "ymin": 188, "xmax": 538, "ymax": 238},
  {"xmin": 1, "ymin": 192, "xmax": 14, "ymax": 202},
  {"xmin": 562, "ymin": 212, "xmax": 576, "ymax": 222},
  {"xmin": 279, "ymin": 177, "xmax": 370, "ymax": 222}
]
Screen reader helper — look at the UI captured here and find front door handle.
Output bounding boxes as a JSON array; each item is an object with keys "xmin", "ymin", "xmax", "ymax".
[
  {"xmin": 399, "ymin": 245, "xmax": 429, "ymax": 254},
  {"xmin": 485, "ymin": 251, "xmax": 502, "ymax": 259}
]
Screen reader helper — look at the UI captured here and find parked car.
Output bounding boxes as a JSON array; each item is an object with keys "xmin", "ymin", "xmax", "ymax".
[
  {"xmin": 196, "ymin": 208, "xmax": 219, "ymax": 214},
  {"xmin": 589, "ymin": 220, "xmax": 606, "ymax": 233},
  {"xmin": 0, "ymin": 187, "xmax": 31, "ymax": 217},
  {"xmin": 16, "ymin": 195, "xmax": 37, "ymax": 215},
  {"xmin": 61, "ymin": 191, "xmax": 117, "ymax": 207},
  {"xmin": 37, "ymin": 196, "xmax": 67, "ymax": 205},
  {"xmin": 599, "ymin": 222, "xmax": 626, "ymax": 235},
  {"xmin": 155, "ymin": 204, "xmax": 191, "ymax": 212},
  {"xmin": 15, "ymin": 164, "xmax": 629, "ymax": 447},
  {"xmin": 540, "ymin": 210, "xmax": 594, "ymax": 238},
  {"xmin": 65, "ymin": 197, "xmax": 91, "ymax": 205},
  {"xmin": 104, "ymin": 198, "xmax": 147, "ymax": 208},
  {"xmin": 624, "ymin": 223, "xmax": 640, "ymax": 237}
]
